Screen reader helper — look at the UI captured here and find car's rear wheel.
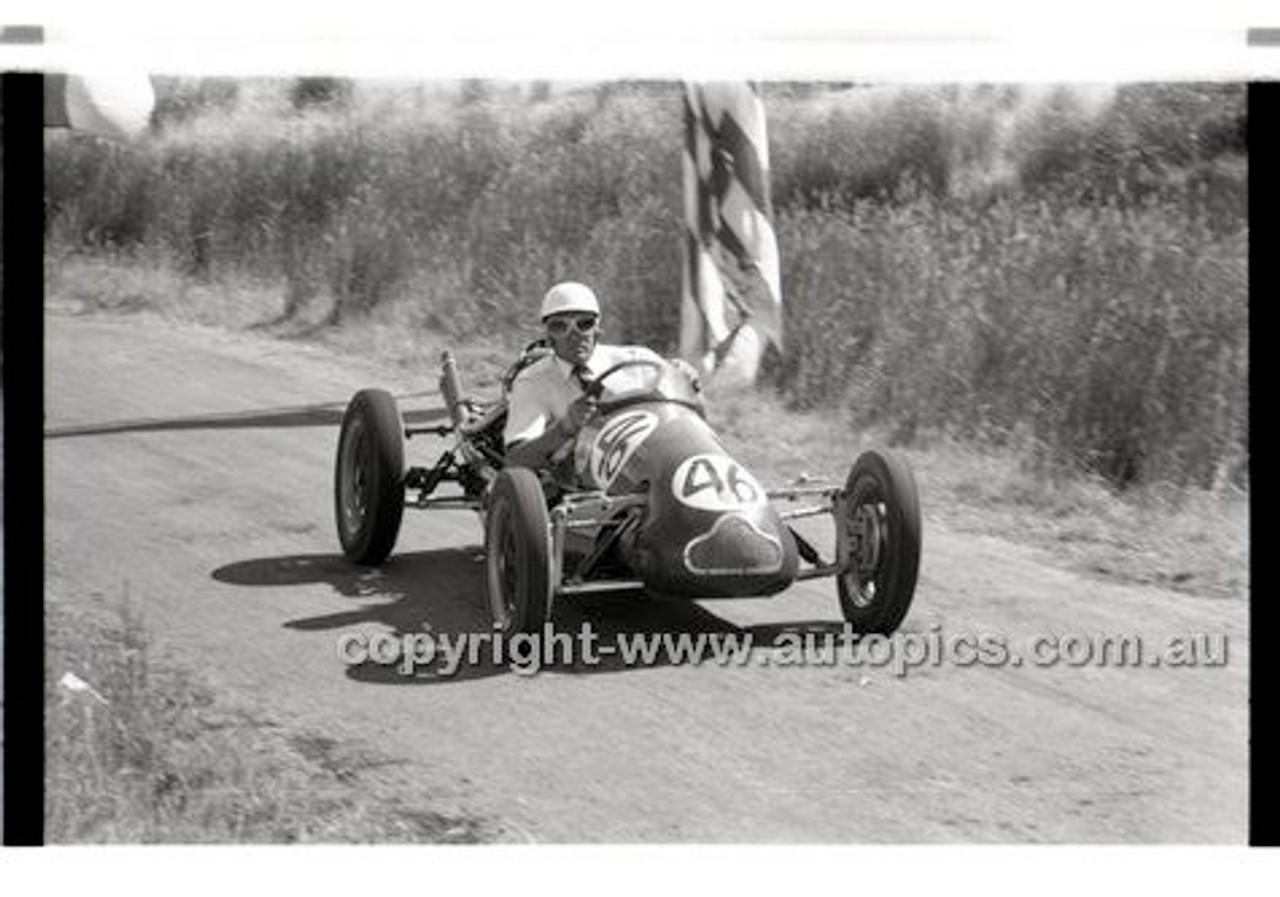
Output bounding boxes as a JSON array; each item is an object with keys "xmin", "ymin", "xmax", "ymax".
[
  {"xmin": 485, "ymin": 468, "xmax": 553, "ymax": 636},
  {"xmin": 837, "ymin": 449, "xmax": 921, "ymax": 635},
  {"xmin": 335, "ymin": 389, "xmax": 405, "ymax": 565}
]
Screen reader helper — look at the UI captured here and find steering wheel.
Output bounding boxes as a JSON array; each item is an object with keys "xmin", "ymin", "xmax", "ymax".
[
  {"xmin": 549, "ymin": 358, "xmax": 703, "ymax": 468},
  {"xmin": 581, "ymin": 358, "xmax": 662, "ymax": 398},
  {"xmin": 584, "ymin": 358, "xmax": 704, "ymax": 416}
]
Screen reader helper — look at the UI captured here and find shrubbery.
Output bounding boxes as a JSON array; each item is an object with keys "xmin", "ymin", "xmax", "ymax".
[{"xmin": 44, "ymin": 79, "xmax": 1247, "ymax": 490}]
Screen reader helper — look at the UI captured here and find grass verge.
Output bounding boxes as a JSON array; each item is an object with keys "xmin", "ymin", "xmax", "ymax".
[{"xmin": 45, "ymin": 588, "xmax": 491, "ymax": 843}]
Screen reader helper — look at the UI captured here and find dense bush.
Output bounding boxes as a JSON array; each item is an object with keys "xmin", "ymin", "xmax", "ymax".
[
  {"xmin": 773, "ymin": 192, "xmax": 1247, "ymax": 488},
  {"xmin": 45, "ymin": 79, "xmax": 1247, "ymax": 490}
]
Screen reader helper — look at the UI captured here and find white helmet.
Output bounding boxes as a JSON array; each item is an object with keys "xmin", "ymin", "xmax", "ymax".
[{"xmin": 540, "ymin": 281, "xmax": 600, "ymax": 320}]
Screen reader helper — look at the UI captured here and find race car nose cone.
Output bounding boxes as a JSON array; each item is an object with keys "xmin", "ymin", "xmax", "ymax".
[{"xmin": 684, "ymin": 514, "xmax": 784, "ymax": 576}]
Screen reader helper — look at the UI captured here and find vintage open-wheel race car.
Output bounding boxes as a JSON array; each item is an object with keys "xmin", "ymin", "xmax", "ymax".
[{"xmin": 334, "ymin": 345, "xmax": 922, "ymax": 637}]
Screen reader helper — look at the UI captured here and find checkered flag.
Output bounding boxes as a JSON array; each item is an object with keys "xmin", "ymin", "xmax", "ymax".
[{"xmin": 680, "ymin": 81, "xmax": 783, "ymax": 382}]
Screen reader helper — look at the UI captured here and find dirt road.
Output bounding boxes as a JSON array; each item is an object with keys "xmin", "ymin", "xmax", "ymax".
[{"xmin": 44, "ymin": 313, "xmax": 1249, "ymax": 842}]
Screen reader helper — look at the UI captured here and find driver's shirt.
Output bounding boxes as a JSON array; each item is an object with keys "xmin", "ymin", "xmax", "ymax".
[{"xmin": 503, "ymin": 343, "xmax": 664, "ymax": 449}]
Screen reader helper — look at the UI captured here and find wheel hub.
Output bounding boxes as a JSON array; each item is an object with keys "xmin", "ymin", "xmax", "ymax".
[
  {"xmin": 340, "ymin": 424, "xmax": 369, "ymax": 535},
  {"xmin": 844, "ymin": 498, "xmax": 887, "ymax": 607}
]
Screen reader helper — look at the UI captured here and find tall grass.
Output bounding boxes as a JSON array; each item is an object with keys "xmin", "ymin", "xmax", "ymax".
[
  {"xmin": 45, "ymin": 593, "xmax": 487, "ymax": 842},
  {"xmin": 44, "ymin": 80, "xmax": 1247, "ymax": 490},
  {"xmin": 775, "ymin": 191, "xmax": 1247, "ymax": 488}
]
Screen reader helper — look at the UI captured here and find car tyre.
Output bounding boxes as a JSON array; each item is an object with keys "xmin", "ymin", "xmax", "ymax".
[
  {"xmin": 335, "ymin": 389, "xmax": 405, "ymax": 565},
  {"xmin": 485, "ymin": 467, "xmax": 553, "ymax": 636},
  {"xmin": 837, "ymin": 449, "xmax": 922, "ymax": 635}
]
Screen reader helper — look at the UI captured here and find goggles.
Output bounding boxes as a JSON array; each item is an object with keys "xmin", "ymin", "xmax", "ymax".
[{"xmin": 546, "ymin": 315, "xmax": 599, "ymax": 336}]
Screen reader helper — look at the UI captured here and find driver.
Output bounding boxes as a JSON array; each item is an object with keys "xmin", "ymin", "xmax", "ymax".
[{"xmin": 504, "ymin": 281, "xmax": 665, "ymax": 471}]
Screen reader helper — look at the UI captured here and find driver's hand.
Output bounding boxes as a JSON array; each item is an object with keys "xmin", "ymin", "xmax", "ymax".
[
  {"xmin": 669, "ymin": 357, "xmax": 703, "ymax": 393},
  {"xmin": 561, "ymin": 395, "xmax": 598, "ymax": 436}
]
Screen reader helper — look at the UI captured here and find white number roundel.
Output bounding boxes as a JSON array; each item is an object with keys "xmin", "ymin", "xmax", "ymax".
[{"xmin": 671, "ymin": 453, "xmax": 766, "ymax": 511}]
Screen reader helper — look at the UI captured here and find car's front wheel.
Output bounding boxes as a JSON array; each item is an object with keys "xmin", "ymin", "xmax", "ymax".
[
  {"xmin": 335, "ymin": 389, "xmax": 405, "ymax": 565},
  {"xmin": 837, "ymin": 449, "xmax": 922, "ymax": 635},
  {"xmin": 484, "ymin": 467, "xmax": 554, "ymax": 636}
]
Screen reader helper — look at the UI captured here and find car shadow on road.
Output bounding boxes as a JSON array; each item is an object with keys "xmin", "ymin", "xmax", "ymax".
[
  {"xmin": 44, "ymin": 395, "xmax": 445, "ymax": 439},
  {"xmin": 212, "ymin": 549, "xmax": 849, "ymax": 686}
]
